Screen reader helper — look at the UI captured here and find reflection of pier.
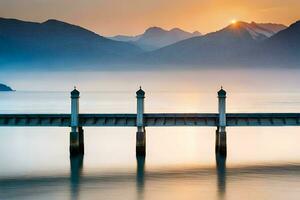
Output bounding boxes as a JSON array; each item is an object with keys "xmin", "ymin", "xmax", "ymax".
[
  {"xmin": 216, "ymin": 153, "xmax": 227, "ymax": 199},
  {"xmin": 70, "ymin": 155, "xmax": 84, "ymax": 200},
  {"xmin": 1, "ymin": 164, "xmax": 300, "ymax": 190},
  {"xmin": 136, "ymin": 156, "xmax": 146, "ymax": 199},
  {"xmin": 2, "ymin": 88, "xmax": 300, "ymax": 157}
]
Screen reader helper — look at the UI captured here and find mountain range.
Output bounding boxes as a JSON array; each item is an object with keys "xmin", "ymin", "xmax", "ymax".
[
  {"xmin": 110, "ymin": 27, "xmax": 201, "ymax": 50},
  {"xmin": 232, "ymin": 22, "xmax": 286, "ymax": 40},
  {"xmin": 0, "ymin": 18, "xmax": 142, "ymax": 66},
  {"xmin": 139, "ymin": 21, "xmax": 292, "ymax": 66},
  {"xmin": 0, "ymin": 17, "xmax": 299, "ymax": 68}
]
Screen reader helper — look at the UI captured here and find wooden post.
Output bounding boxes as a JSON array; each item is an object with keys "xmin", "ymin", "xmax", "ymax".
[
  {"xmin": 216, "ymin": 87, "xmax": 227, "ymax": 156},
  {"xmin": 136, "ymin": 87, "xmax": 146, "ymax": 156},
  {"xmin": 70, "ymin": 87, "xmax": 84, "ymax": 155}
]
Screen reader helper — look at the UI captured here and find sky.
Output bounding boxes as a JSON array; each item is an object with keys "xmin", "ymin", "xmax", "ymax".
[{"xmin": 0, "ymin": 0, "xmax": 300, "ymax": 36}]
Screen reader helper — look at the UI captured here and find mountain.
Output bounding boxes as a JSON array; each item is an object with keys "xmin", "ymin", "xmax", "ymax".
[
  {"xmin": 256, "ymin": 23, "xmax": 287, "ymax": 34},
  {"xmin": 110, "ymin": 35, "xmax": 141, "ymax": 42},
  {"xmin": 0, "ymin": 83, "xmax": 13, "ymax": 91},
  {"xmin": 110, "ymin": 27, "xmax": 201, "ymax": 51},
  {"xmin": 139, "ymin": 22, "xmax": 260, "ymax": 64},
  {"xmin": 138, "ymin": 21, "xmax": 290, "ymax": 66},
  {"xmin": 234, "ymin": 22, "xmax": 286, "ymax": 40},
  {"xmin": 0, "ymin": 17, "xmax": 296, "ymax": 68},
  {"xmin": 0, "ymin": 18, "xmax": 142, "ymax": 66},
  {"xmin": 255, "ymin": 20, "xmax": 300, "ymax": 65}
]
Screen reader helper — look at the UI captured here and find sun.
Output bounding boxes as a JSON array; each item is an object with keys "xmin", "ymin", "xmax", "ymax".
[{"xmin": 231, "ymin": 19, "xmax": 237, "ymax": 24}]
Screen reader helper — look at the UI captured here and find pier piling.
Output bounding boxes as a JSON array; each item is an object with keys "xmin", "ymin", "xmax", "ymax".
[
  {"xmin": 79, "ymin": 126, "xmax": 84, "ymax": 155},
  {"xmin": 136, "ymin": 87, "xmax": 146, "ymax": 156},
  {"xmin": 215, "ymin": 131, "xmax": 227, "ymax": 156},
  {"xmin": 3, "ymin": 87, "xmax": 300, "ymax": 157},
  {"xmin": 216, "ymin": 88, "xmax": 227, "ymax": 156},
  {"xmin": 70, "ymin": 88, "xmax": 84, "ymax": 155}
]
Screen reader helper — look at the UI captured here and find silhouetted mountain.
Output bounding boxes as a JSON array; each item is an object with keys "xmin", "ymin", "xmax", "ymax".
[
  {"xmin": 0, "ymin": 83, "xmax": 13, "ymax": 91},
  {"xmin": 234, "ymin": 22, "xmax": 286, "ymax": 40},
  {"xmin": 110, "ymin": 35, "xmax": 141, "ymax": 42},
  {"xmin": 1, "ymin": 17, "xmax": 297, "ymax": 68},
  {"xmin": 138, "ymin": 21, "xmax": 294, "ymax": 66},
  {"xmin": 110, "ymin": 27, "xmax": 201, "ymax": 51},
  {"xmin": 0, "ymin": 18, "xmax": 142, "ymax": 66},
  {"xmin": 255, "ymin": 20, "xmax": 300, "ymax": 65},
  {"xmin": 256, "ymin": 23, "xmax": 287, "ymax": 34},
  {"xmin": 139, "ymin": 22, "xmax": 259, "ymax": 64}
]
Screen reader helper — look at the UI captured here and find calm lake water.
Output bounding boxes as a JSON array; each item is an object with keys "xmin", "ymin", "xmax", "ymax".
[
  {"xmin": 1, "ymin": 69, "xmax": 300, "ymax": 200},
  {"xmin": 0, "ymin": 90, "xmax": 300, "ymax": 200}
]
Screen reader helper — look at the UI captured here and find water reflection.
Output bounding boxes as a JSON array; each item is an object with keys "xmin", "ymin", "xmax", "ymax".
[
  {"xmin": 136, "ymin": 156, "xmax": 146, "ymax": 200},
  {"xmin": 70, "ymin": 155, "xmax": 84, "ymax": 200},
  {"xmin": 216, "ymin": 153, "xmax": 227, "ymax": 199}
]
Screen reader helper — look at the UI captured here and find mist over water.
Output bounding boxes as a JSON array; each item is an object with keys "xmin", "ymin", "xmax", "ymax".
[
  {"xmin": 1, "ymin": 66, "xmax": 300, "ymax": 92},
  {"xmin": 1, "ymin": 66, "xmax": 300, "ymax": 200}
]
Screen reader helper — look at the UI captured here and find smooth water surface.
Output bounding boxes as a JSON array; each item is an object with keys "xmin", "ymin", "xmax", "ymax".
[{"xmin": 1, "ymin": 69, "xmax": 300, "ymax": 200}]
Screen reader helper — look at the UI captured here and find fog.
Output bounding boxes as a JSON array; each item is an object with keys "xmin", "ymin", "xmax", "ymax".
[{"xmin": 1, "ymin": 66, "xmax": 300, "ymax": 93}]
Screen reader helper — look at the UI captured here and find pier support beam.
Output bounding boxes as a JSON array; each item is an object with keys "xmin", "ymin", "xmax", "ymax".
[
  {"xmin": 136, "ymin": 127, "xmax": 146, "ymax": 156},
  {"xmin": 216, "ymin": 87, "xmax": 227, "ymax": 156},
  {"xmin": 215, "ymin": 129, "xmax": 227, "ymax": 156},
  {"xmin": 70, "ymin": 88, "xmax": 84, "ymax": 155},
  {"xmin": 136, "ymin": 87, "xmax": 146, "ymax": 156},
  {"xmin": 79, "ymin": 126, "xmax": 84, "ymax": 154}
]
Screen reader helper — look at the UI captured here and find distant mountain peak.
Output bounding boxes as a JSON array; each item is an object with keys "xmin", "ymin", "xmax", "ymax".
[
  {"xmin": 0, "ymin": 17, "xmax": 143, "ymax": 66},
  {"xmin": 144, "ymin": 27, "xmax": 166, "ymax": 34},
  {"xmin": 139, "ymin": 19, "xmax": 298, "ymax": 66},
  {"xmin": 192, "ymin": 31, "xmax": 201, "ymax": 35},
  {"xmin": 226, "ymin": 21, "xmax": 287, "ymax": 40},
  {"xmin": 43, "ymin": 19, "xmax": 61, "ymax": 23},
  {"xmin": 290, "ymin": 20, "xmax": 300, "ymax": 28},
  {"xmin": 42, "ymin": 19, "xmax": 80, "ymax": 28},
  {"xmin": 110, "ymin": 26, "xmax": 202, "ymax": 50},
  {"xmin": 0, "ymin": 17, "xmax": 21, "ymax": 22},
  {"xmin": 147, "ymin": 26, "xmax": 164, "ymax": 30},
  {"xmin": 169, "ymin": 27, "xmax": 186, "ymax": 33},
  {"xmin": 42, "ymin": 19, "xmax": 72, "ymax": 26}
]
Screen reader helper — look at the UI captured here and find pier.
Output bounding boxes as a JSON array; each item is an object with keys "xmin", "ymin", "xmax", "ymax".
[{"xmin": 1, "ymin": 87, "xmax": 300, "ymax": 156}]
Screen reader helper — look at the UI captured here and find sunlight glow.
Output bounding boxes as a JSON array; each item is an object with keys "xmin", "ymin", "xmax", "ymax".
[{"xmin": 231, "ymin": 19, "xmax": 237, "ymax": 24}]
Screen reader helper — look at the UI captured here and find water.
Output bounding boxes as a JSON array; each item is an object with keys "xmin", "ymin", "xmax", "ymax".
[
  {"xmin": 1, "ymin": 89, "xmax": 300, "ymax": 200},
  {"xmin": 1, "ymin": 69, "xmax": 300, "ymax": 199}
]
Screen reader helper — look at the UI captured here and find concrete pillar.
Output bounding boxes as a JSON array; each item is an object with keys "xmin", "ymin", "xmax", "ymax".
[
  {"xmin": 218, "ymin": 87, "xmax": 226, "ymax": 132},
  {"xmin": 70, "ymin": 87, "xmax": 84, "ymax": 155},
  {"xmin": 215, "ymin": 128, "xmax": 220, "ymax": 153},
  {"xmin": 216, "ymin": 87, "xmax": 227, "ymax": 156},
  {"xmin": 215, "ymin": 130, "xmax": 227, "ymax": 156},
  {"xmin": 136, "ymin": 87, "xmax": 146, "ymax": 156}
]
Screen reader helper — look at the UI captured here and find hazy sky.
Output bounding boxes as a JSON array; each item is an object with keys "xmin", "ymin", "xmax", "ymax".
[{"xmin": 0, "ymin": 0, "xmax": 300, "ymax": 36}]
